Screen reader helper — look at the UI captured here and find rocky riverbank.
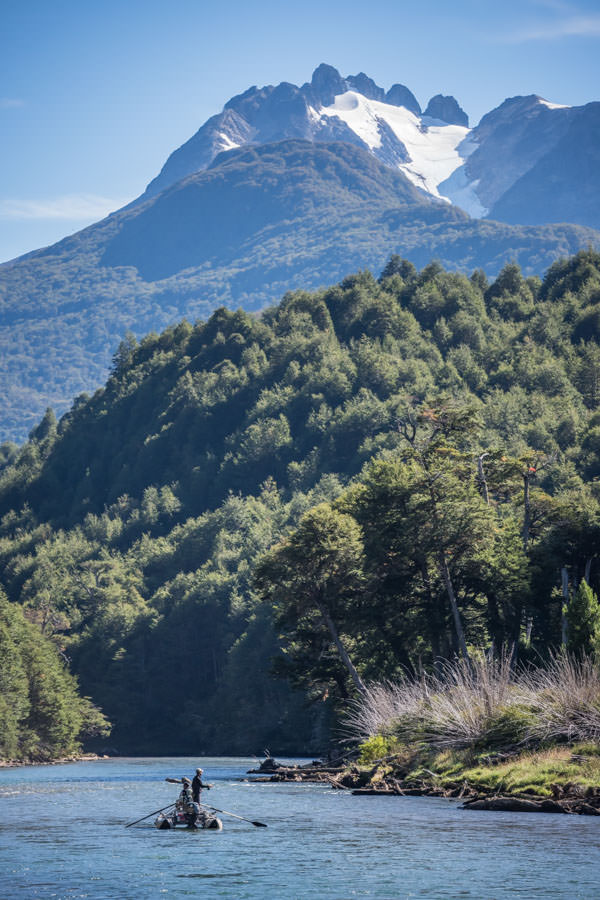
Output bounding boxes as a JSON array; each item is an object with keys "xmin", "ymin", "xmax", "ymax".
[
  {"xmin": 247, "ymin": 747, "xmax": 600, "ymax": 816},
  {"xmin": 0, "ymin": 753, "xmax": 108, "ymax": 768}
]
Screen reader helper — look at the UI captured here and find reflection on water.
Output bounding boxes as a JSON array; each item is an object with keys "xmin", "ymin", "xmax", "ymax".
[{"xmin": 0, "ymin": 757, "xmax": 598, "ymax": 898}]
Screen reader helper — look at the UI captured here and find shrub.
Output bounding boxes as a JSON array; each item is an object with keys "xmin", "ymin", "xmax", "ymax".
[{"xmin": 358, "ymin": 734, "xmax": 400, "ymax": 763}]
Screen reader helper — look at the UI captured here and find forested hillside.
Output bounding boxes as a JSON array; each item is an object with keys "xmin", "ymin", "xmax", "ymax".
[{"xmin": 1, "ymin": 250, "xmax": 600, "ymax": 757}]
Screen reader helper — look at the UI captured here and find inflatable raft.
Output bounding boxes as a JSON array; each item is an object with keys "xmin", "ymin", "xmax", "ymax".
[{"xmin": 155, "ymin": 808, "xmax": 223, "ymax": 830}]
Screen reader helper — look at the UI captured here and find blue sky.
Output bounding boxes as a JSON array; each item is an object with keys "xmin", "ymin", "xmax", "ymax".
[{"xmin": 1, "ymin": 0, "xmax": 599, "ymax": 262}]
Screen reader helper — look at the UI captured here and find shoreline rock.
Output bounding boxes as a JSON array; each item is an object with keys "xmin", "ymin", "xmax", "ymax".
[{"xmin": 246, "ymin": 759, "xmax": 346, "ymax": 785}]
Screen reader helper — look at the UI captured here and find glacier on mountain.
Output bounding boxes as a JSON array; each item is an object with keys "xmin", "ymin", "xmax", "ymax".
[{"xmin": 318, "ymin": 91, "xmax": 484, "ymax": 214}]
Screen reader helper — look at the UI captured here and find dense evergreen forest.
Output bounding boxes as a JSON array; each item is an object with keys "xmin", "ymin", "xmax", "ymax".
[{"xmin": 1, "ymin": 249, "xmax": 600, "ymax": 758}]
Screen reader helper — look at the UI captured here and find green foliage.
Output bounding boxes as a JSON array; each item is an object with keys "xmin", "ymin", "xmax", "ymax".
[
  {"xmin": 358, "ymin": 734, "xmax": 401, "ymax": 763},
  {"xmin": 567, "ymin": 580, "xmax": 600, "ymax": 656},
  {"xmin": 1, "ymin": 251, "xmax": 600, "ymax": 754},
  {"xmin": 476, "ymin": 705, "xmax": 536, "ymax": 750},
  {"xmin": 255, "ymin": 503, "xmax": 367, "ymax": 697},
  {"xmin": 0, "ymin": 593, "xmax": 109, "ymax": 760}
]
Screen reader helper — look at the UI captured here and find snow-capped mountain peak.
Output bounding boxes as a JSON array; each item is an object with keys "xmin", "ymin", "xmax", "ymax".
[
  {"xmin": 537, "ymin": 97, "xmax": 571, "ymax": 111},
  {"xmin": 142, "ymin": 65, "xmax": 586, "ymax": 224},
  {"xmin": 143, "ymin": 65, "xmax": 481, "ymax": 214}
]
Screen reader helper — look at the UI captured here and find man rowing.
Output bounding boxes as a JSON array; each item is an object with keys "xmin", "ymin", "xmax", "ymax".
[{"xmin": 174, "ymin": 777, "xmax": 200, "ymax": 828}]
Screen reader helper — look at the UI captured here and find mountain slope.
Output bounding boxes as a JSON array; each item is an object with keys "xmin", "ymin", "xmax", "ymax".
[
  {"xmin": 489, "ymin": 103, "xmax": 600, "ymax": 227},
  {"xmin": 102, "ymin": 139, "xmax": 431, "ymax": 280},
  {"xmin": 458, "ymin": 95, "xmax": 576, "ymax": 215},
  {"xmin": 1, "ymin": 139, "xmax": 599, "ymax": 442}
]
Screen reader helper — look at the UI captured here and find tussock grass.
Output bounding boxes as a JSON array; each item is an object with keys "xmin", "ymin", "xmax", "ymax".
[
  {"xmin": 345, "ymin": 652, "xmax": 600, "ymax": 753},
  {"xmin": 516, "ymin": 655, "xmax": 600, "ymax": 744}
]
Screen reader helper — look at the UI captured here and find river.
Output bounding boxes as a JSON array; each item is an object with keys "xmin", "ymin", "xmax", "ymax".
[{"xmin": 0, "ymin": 757, "xmax": 598, "ymax": 898}]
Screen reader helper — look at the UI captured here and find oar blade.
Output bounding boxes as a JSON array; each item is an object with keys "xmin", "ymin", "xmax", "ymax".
[{"xmin": 206, "ymin": 805, "xmax": 267, "ymax": 827}]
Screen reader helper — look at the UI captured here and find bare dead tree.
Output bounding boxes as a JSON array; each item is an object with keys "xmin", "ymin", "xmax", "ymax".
[
  {"xmin": 477, "ymin": 453, "xmax": 490, "ymax": 505},
  {"xmin": 397, "ymin": 412, "xmax": 472, "ymax": 668}
]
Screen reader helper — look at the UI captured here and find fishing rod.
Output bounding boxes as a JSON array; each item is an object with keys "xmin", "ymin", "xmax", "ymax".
[{"xmin": 125, "ymin": 802, "xmax": 176, "ymax": 828}]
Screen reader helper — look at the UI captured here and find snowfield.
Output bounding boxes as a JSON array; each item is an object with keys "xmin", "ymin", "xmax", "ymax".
[
  {"xmin": 538, "ymin": 98, "xmax": 571, "ymax": 110},
  {"xmin": 319, "ymin": 91, "xmax": 485, "ymax": 217},
  {"xmin": 217, "ymin": 132, "xmax": 240, "ymax": 152}
]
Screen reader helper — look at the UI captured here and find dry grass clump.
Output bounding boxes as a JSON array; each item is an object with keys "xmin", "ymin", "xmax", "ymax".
[
  {"xmin": 345, "ymin": 652, "xmax": 600, "ymax": 752},
  {"xmin": 516, "ymin": 654, "xmax": 600, "ymax": 744},
  {"xmin": 346, "ymin": 679, "xmax": 425, "ymax": 739}
]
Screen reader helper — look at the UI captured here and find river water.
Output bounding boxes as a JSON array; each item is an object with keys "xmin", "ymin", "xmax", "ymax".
[{"xmin": 0, "ymin": 757, "xmax": 598, "ymax": 899}]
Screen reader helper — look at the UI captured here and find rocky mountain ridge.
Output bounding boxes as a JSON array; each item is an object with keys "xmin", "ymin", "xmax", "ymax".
[
  {"xmin": 142, "ymin": 64, "xmax": 599, "ymax": 228},
  {"xmin": 143, "ymin": 64, "xmax": 474, "ymax": 209}
]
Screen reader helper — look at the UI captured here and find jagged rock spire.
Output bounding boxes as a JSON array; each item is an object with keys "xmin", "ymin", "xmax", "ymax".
[
  {"xmin": 386, "ymin": 84, "xmax": 421, "ymax": 116},
  {"xmin": 424, "ymin": 94, "xmax": 469, "ymax": 126},
  {"xmin": 309, "ymin": 63, "xmax": 348, "ymax": 106}
]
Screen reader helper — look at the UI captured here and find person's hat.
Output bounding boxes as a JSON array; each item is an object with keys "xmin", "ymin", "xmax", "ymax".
[{"xmin": 196, "ymin": 768, "xmax": 203, "ymax": 774}]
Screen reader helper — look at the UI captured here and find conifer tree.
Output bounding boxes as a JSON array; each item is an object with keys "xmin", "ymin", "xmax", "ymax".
[{"xmin": 566, "ymin": 580, "xmax": 600, "ymax": 657}]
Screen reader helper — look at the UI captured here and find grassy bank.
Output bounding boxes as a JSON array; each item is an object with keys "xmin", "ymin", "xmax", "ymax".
[
  {"xmin": 339, "ymin": 653, "xmax": 600, "ymax": 811},
  {"xmin": 354, "ymin": 739, "xmax": 600, "ymax": 799}
]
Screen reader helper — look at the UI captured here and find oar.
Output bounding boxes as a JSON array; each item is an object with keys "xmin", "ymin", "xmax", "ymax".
[
  {"xmin": 205, "ymin": 805, "xmax": 267, "ymax": 827},
  {"xmin": 125, "ymin": 802, "xmax": 176, "ymax": 828}
]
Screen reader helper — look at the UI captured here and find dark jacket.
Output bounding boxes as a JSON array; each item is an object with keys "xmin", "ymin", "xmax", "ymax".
[{"xmin": 192, "ymin": 775, "xmax": 210, "ymax": 803}]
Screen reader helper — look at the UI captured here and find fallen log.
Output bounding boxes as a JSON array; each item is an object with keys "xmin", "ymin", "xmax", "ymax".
[
  {"xmin": 577, "ymin": 802, "xmax": 600, "ymax": 816},
  {"xmin": 247, "ymin": 765, "xmax": 344, "ymax": 775},
  {"xmin": 352, "ymin": 787, "xmax": 402, "ymax": 795},
  {"xmin": 462, "ymin": 796, "xmax": 567, "ymax": 813}
]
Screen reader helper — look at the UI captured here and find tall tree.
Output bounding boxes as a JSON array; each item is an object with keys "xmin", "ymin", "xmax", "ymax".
[
  {"xmin": 566, "ymin": 580, "xmax": 600, "ymax": 657},
  {"xmin": 255, "ymin": 504, "xmax": 367, "ymax": 696},
  {"xmin": 396, "ymin": 403, "xmax": 489, "ymax": 664}
]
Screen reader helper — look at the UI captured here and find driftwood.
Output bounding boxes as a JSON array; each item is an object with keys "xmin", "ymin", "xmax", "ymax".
[
  {"xmin": 247, "ymin": 764, "xmax": 344, "ymax": 775},
  {"xmin": 352, "ymin": 787, "xmax": 403, "ymax": 795},
  {"xmin": 463, "ymin": 796, "xmax": 567, "ymax": 813}
]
